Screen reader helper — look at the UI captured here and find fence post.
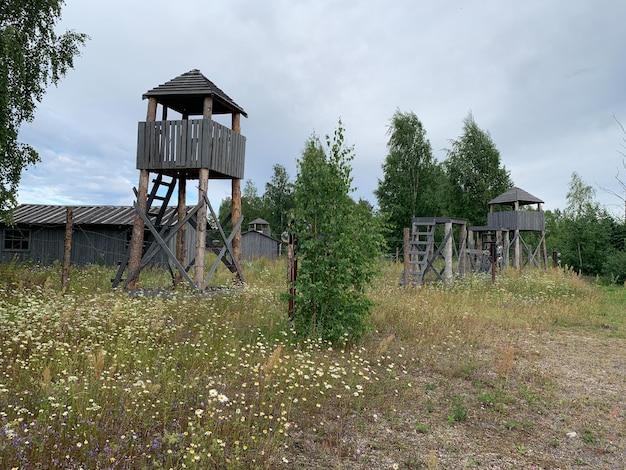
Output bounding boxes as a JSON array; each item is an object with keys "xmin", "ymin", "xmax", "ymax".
[
  {"xmin": 403, "ymin": 227, "xmax": 410, "ymax": 288},
  {"xmin": 62, "ymin": 207, "xmax": 73, "ymax": 289}
]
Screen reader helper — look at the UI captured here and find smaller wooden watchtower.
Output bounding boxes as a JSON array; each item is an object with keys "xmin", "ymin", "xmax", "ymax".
[
  {"xmin": 486, "ymin": 187, "xmax": 548, "ymax": 269},
  {"xmin": 114, "ymin": 69, "xmax": 247, "ymax": 290}
]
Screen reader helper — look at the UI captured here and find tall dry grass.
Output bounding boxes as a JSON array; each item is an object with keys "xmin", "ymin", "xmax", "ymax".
[{"xmin": 0, "ymin": 258, "xmax": 616, "ymax": 469}]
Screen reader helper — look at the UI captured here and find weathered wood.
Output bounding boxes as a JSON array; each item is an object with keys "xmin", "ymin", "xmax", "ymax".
[
  {"xmin": 136, "ymin": 119, "xmax": 245, "ymax": 178},
  {"xmin": 232, "ymin": 177, "xmax": 242, "ymax": 267},
  {"xmin": 194, "ymin": 168, "xmax": 209, "ymax": 286},
  {"xmin": 231, "ymin": 112, "xmax": 243, "ymax": 270},
  {"xmin": 444, "ymin": 222, "xmax": 453, "ymax": 285},
  {"xmin": 487, "ymin": 210, "xmax": 545, "ymax": 231},
  {"xmin": 403, "ymin": 227, "xmax": 409, "ymax": 288},
  {"xmin": 129, "ymin": 202, "xmax": 195, "ymax": 288},
  {"xmin": 175, "ymin": 177, "xmax": 187, "ymax": 284},
  {"xmin": 61, "ymin": 207, "xmax": 73, "ymax": 289},
  {"xmin": 203, "ymin": 96, "xmax": 213, "ymax": 119},
  {"xmin": 127, "ymin": 169, "xmax": 150, "ymax": 290},
  {"xmin": 146, "ymin": 97, "xmax": 157, "ymax": 121}
]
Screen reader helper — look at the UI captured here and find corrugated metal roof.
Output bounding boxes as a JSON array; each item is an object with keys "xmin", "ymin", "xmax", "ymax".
[
  {"xmin": 6, "ymin": 204, "xmax": 179, "ymax": 226},
  {"xmin": 142, "ymin": 69, "xmax": 248, "ymax": 117},
  {"xmin": 488, "ymin": 187, "xmax": 544, "ymax": 206}
]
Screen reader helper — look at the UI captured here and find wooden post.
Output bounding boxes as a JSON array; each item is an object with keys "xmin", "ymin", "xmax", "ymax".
[
  {"xmin": 514, "ymin": 200, "xmax": 521, "ymax": 270},
  {"xmin": 458, "ymin": 222, "xmax": 467, "ymax": 276},
  {"xmin": 444, "ymin": 221, "xmax": 453, "ymax": 286},
  {"xmin": 61, "ymin": 206, "xmax": 73, "ymax": 289},
  {"xmin": 541, "ymin": 230, "xmax": 548, "ymax": 269},
  {"xmin": 403, "ymin": 227, "xmax": 410, "ymax": 288},
  {"xmin": 195, "ymin": 169, "xmax": 209, "ymax": 288},
  {"xmin": 127, "ymin": 97, "xmax": 158, "ymax": 290},
  {"xmin": 503, "ymin": 230, "xmax": 510, "ymax": 269},
  {"xmin": 287, "ymin": 227, "xmax": 297, "ymax": 322},
  {"xmin": 191, "ymin": 97, "xmax": 214, "ymax": 289},
  {"xmin": 232, "ymin": 112, "xmax": 242, "ymax": 271},
  {"xmin": 127, "ymin": 170, "xmax": 149, "ymax": 290},
  {"xmin": 175, "ymin": 176, "xmax": 187, "ymax": 284}
]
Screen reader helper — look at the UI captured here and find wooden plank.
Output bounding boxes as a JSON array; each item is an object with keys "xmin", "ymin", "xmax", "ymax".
[
  {"xmin": 181, "ymin": 120, "xmax": 189, "ymax": 168},
  {"xmin": 158, "ymin": 121, "xmax": 165, "ymax": 164},
  {"xmin": 136, "ymin": 122, "xmax": 146, "ymax": 168},
  {"xmin": 167, "ymin": 121, "xmax": 174, "ymax": 166},
  {"xmin": 211, "ymin": 123, "xmax": 220, "ymax": 171},
  {"xmin": 192, "ymin": 120, "xmax": 201, "ymax": 165},
  {"xmin": 174, "ymin": 121, "xmax": 182, "ymax": 167},
  {"xmin": 200, "ymin": 119, "xmax": 210, "ymax": 167}
]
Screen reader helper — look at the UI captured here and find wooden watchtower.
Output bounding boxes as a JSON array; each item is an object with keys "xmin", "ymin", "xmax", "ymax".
[
  {"xmin": 402, "ymin": 217, "xmax": 469, "ymax": 286},
  {"xmin": 486, "ymin": 187, "xmax": 548, "ymax": 269},
  {"xmin": 113, "ymin": 69, "xmax": 247, "ymax": 290}
]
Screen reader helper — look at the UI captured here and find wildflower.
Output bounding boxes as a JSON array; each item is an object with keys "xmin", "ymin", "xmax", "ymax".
[
  {"xmin": 217, "ymin": 394, "xmax": 229, "ymax": 403},
  {"xmin": 209, "ymin": 389, "xmax": 218, "ymax": 398},
  {"xmin": 195, "ymin": 409, "xmax": 204, "ymax": 418}
]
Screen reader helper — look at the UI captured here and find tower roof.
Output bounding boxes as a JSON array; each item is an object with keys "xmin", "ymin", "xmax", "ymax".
[
  {"xmin": 142, "ymin": 69, "xmax": 247, "ymax": 117},
  {"xmin": 488, "ymin": 187, "xmax": 544, "ymax": 206}
]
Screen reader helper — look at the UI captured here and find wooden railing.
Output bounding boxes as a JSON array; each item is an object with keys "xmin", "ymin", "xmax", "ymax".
[
  {"xmin": 488, "ymin": 211, "xmax": 545, "ymax": 231},
  {"xmin": 136, "ymin": 119, "xmax": 246, "ymax": 179}
]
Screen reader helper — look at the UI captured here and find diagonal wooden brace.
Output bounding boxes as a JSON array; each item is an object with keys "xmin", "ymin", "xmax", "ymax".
[
  {"xmin": 202, "ymin": 214, "xmax": 244, "ymax": 290},
  {"xmin": 204, "ymin": 194, "xmax": 245, "ymax": 282},
  {"xmin": 124, "ymin": 202, "xmax": 199, "ymax": 289}
]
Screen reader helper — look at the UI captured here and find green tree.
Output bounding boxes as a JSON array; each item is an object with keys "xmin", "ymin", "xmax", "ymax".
[
  {"xmin": 560, "ymin": 172, "xmax": 612, "ymax": 275},
  {"xmin": 263, "ymin": 164, "xmax": 294, "ymax": 236},
  {"xmin": 1, "ymin": 1, "xmax": 88, "ymax": 222},
  {"xmin": 218, "ymin": 180, "xmax": 267, "ymax": 234},
  {"xmin": 292, "ymin": 121, "xmax": 384, "ymax": 344},
  {"xmin": 547, "ymin": 172, "xmax": 616, "ymax": 277},
  {"xmin": 444, "ymin": 112, "xmax": 513, "ymax": 225},
  {"xmin": 375, "ymin": 110, "xmax": 445, "ymax": 251}
]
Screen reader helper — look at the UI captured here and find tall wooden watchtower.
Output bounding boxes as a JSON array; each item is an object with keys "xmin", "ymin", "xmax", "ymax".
[
  {"xmin": 113, "ymin": 69, "xmax": 247, "ymax": 290},
  {"xmin": 486, "ymin": 187, "xmax": 548, "ymax": 269}
]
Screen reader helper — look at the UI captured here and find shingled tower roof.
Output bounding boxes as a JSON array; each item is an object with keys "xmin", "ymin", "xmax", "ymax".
[
  {"xmin": 488, "ymin": 187, "xmax": 544, "ymax": 206},
  {"xmin": 142, "ymin": 69, "xmax": 248, "ymax": 117}
]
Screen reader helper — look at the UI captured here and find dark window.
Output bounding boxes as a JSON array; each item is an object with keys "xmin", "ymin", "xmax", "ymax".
[{"xmin": 4, "ymin": 229, "xmax": 30, "ymax": 251}]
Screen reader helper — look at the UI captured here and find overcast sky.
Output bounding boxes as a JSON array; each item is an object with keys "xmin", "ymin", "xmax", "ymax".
[{"xmin": 17, "ymin": 0, "xmax": 626, "ymax": 217}]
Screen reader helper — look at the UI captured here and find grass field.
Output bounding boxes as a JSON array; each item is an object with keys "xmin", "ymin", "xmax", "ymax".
[{"xmin": 0, "ymin": 260, "xmax": 624, "ymax": 469}]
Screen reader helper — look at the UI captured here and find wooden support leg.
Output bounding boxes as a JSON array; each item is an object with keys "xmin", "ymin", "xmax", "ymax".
[
  {"xmin": 176, "ymin": 176, "xmax": 187, "ymax": 284},
  {"xmin": 195, "ymin": 169, "xmax": 209, "ymax": 287},
  {"xmin": 127, "ymin": 169, "xmax": 149, "ymax": 290},
  {"xmin": 231, "ymin": 177, "xmax": 242, "ymax": 279}
]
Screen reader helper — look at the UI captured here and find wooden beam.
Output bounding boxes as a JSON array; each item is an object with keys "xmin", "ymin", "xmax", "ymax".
[
  {"xmin": 231, "ymin": 112, "xmax": 242, "ymax": 271},
  {"xmin": 175, "ymin": 176, "xmax": 187, "ymax": 284},
  {"xmin": 127, "ymin": 170, "xmax": 149, "ymax": 290},
  {"xmin": 203, "ymin": 97, "xmax": 213, "ymax": 119},
  {"xmin": 204, "ymin": 194, "xmax": 244, "ymax": 283},
  {"xmin": 204, "ymin": 215, "xmax": 244, "ymax": 290},
  {"xmin": 62, "ymin": 206, "xmax": 73, "ymax": 289},
  {"xmin": 147, "ymin": 97, "xmax": 157, "ymax": 121},
  {"xmin": 402, "ymin": 227, "xmax": 410, "ymax": 287},
  {"xmin": 444, "ymin": 222, "xmax": 453, "ymax": 285},
  {"xmin": 195, "ymin": 168, "xmax": 209, "ymax": 286},
  {"xmin": 131, "ymin": 202, "xmax": 195, "ymax": 287}
]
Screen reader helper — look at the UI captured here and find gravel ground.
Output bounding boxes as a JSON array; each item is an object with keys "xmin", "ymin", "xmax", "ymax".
[{"xmin": 285, "ymin": 329, "xmax": 625, "ymax": 469}]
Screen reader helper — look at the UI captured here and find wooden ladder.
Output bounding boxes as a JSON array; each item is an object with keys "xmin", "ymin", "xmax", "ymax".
[
  {"xmin": 410, "ymin": 221, "xmax": 436, "ymax": 284},
  {"xmin": 111, "ymin": 174, "xmax": 177, "ymax": 288}
]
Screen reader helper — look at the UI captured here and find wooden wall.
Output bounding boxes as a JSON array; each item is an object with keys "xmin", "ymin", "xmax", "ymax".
[
  {"xmin": 487, "ymin": 211, "xmax": 545, "ymax": 231},
  {"xmin": 137, "ymin": 119, "xmax": 246, "ymax": 179},
  {"xmin": 241, "ymin": 231, "xmax": 280, "ymax": 261},
  {"xmin": 0, "ymin": 224, "xmax": 196, "ymax": 267}
]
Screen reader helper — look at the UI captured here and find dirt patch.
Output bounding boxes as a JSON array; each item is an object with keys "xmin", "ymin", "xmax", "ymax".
[{"xmin": 286, "ymin": 329, "xmax": 626, "ymax": 469}]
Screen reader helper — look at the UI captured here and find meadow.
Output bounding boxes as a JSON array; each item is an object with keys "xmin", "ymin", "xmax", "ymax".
[{"xmin": 0, "ymin": 259, "xmax": 624, "ymax": 469}]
